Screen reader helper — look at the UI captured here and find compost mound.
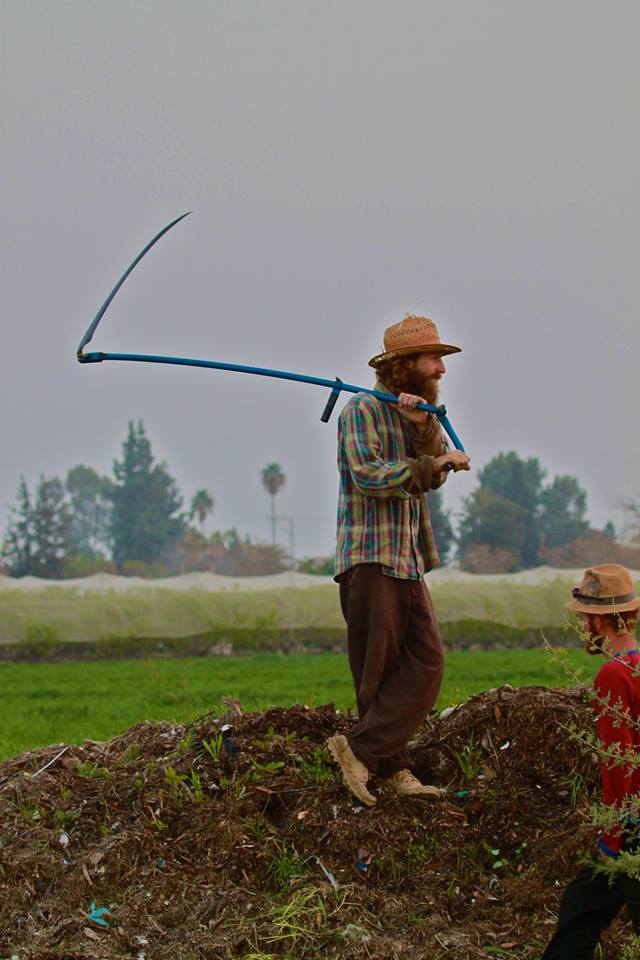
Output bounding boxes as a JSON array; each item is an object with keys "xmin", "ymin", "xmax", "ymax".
[{"xmin": 0, "ymin": 686, "xmax": 633, "ymax": 959}]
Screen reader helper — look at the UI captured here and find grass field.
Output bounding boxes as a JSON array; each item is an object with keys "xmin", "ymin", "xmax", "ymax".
[
  {"xmin": 0, "ymin": 578, "xmax": 578, "ymax": 645},
  {"xmin": 0, "ymin": 646, "xmax": 598, "ymax": 762}
]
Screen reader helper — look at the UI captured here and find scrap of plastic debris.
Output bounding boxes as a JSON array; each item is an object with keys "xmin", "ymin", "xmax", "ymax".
[
  {"xmin": 355, "ymin": 849, "xmax": 371, "ymax": 873},
  {"xmin": 87, "ymin": 902, "xmax": 111, "ymax": 926},
  {"xmin": 499, "ymin": 741, "xmax": 511, "ymax": 750},
  {"xmin": 315, "ymin": 856, "xmax": 338, "ymax": 889},
  {"xmin": 156, "ymin": 858, "xmax": 166, "ymax": 868},
  {"xmin": 220, "ymin": 724, "xmax": 232, "ymax": 733},
  {"xmin": 453, "ymin": 790, "xmax": 471, "ymax": 798},
  {"xmin": 59, "ymin": 832, "xmax": 69, "ymax": 847},
  {"xmin": 223, "ymin": 738, "xmax": 235, "ymax": 757}
]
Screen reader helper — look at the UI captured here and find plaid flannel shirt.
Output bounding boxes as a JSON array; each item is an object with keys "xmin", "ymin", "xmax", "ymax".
[{"xmin": 334, "ymin": 383, "xmax": 448, "ymax": 580}]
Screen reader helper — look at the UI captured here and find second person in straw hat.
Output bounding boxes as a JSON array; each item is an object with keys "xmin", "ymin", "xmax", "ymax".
[
  {"xmin": 327, "ymin": 314, "xmax": 471, "ymax": 805},
  {"xmin": 542, "ymin": 563, "xmax": 640, "ymax": 959}
]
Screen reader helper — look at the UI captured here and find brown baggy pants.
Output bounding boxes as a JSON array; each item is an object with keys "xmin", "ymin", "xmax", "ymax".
[{"xmin": 338, "ymin": 563, "xmax": 444, "ymax": 779}]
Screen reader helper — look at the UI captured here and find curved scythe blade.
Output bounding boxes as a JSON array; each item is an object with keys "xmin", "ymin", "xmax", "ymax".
[{"xmin": 76, "ymin": 212, "xmax": 191, "ymax": 359}]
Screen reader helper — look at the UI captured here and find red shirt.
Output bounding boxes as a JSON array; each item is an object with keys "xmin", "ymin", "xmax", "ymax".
[{"xmin": 594, "ymin": 650, "xmax": 640, "ymax": 855}]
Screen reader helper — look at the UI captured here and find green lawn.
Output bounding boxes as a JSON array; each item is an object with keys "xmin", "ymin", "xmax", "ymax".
[{"xmin": 0, "ymin": 647, "xmax": 598, "ymax": 761}]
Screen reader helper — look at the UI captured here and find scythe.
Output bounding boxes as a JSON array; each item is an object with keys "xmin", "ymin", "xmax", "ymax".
[{"xmin": 76, "ymin": 213, "xmax": 465, "ymax": 452}]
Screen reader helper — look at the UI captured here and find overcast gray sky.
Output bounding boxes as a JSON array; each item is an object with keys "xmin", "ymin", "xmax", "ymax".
[{"xmin": 3, "ymin": 0, "xmax": 639, "ymax": 558}]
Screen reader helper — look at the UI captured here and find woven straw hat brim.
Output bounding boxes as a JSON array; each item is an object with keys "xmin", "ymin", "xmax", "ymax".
[
  {"xmin": 565, "ymin": 596, "xmax": 640, "ymax": 615},
  {"xmin": 369, "ymin": 342, "xmax": 462, "ymax": 368}
]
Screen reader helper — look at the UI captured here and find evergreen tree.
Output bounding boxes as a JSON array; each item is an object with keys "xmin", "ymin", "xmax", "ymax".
[
  {"xmin": 456, "ymin": 450, "xmax": 596, "ymax": 570},
  {"xmin": 2, "ymin": 477, "xmax": 35, "ymax": 576},
  {"xmin": 539, "ymin": 475, "xmax": 590, "ymax": 550},
  {"xmin": 31, "ymin": 476, "xmax": 72, "ymax": 579},
  {"xmin": 479, "ymin": 451, "xmax": 546, "ymax": 509},
  {"xmin": 477, "ymin": 452, "xmax": 546, "ymax": 567},
  {"xmin": 457, "ymin": 487, "xmax": 529, "ymax": 564},
  {"xmin": 110, "ymin": 421, "xmax": 185, "ymax": 569},
  {"xmin": 66, "ymin": 465, "xmax": 114, "ymax": 558}
]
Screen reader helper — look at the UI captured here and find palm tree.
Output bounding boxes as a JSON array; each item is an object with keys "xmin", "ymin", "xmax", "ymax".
[
  {"xmin": 189, "ymin": 489, "xmax": 214, "ymax": 534},
  {"xmin": 260, "ymin": 463, "xmax": 286, "ymax": 545}
]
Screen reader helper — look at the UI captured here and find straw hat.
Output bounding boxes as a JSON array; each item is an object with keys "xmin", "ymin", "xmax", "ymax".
[
  {"xmin": 369, "ymin": 315, "xmax": 461, "ymax": 368},
  {"xmin": 565, "ymin": 564, "xmax": 640, "ymax": 615}
]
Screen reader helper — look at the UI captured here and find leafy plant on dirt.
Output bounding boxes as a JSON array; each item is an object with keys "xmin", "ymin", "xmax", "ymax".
[
  {"xmin": 482, "ymin": 841, "xmax": 507, "ymax": 870},
  {"xmin": 300, "ymin": 745, "xmax": 334, "ymax": 784},
  {"xmin": 187, "ymin": 768, "xmax": 206, "ymax": 802},
  {"xmin": 406, "ymin": 840, "xmax": 440, "ymax": 872},
  {"xmin": 54, "ymin": 808, "xmax": 80, "ymax": 829},
  {"xmin": 266, "ymin": 841, "xmax": 309, "ymax": 887},
  {"xmin": 244, "ymin": 815, "xmax": 273, "ymax": 842},
  {"xmin": 560, "ymin": 772, "xmax": 586, "ymax": 807},
  {"xmin": 251, "ymin": 759, "xmax": 285, "ymax": 781},
  {"xmin": 177, "ymin": 731, "xmax": 194, "ymax": 755},
  {"xmin": 163, "ymin": 765, "xmax": 188, "ymax": 801},
  {"xmin": 13, "ymin": 797, "xmax": 41, "ymax": 821},
  {"xmin": 76, "ymin": 761, "xmax": 111, "ymax": 779},
  {"xmin": 452, "ymin": 732, "xmax": 484, "ymax": 779},
  {"xmin": 202, "ymin": 733, "xmax": 224, "ymax": 763}
]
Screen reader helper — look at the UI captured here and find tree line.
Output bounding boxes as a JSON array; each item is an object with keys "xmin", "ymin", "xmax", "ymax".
[
  {"xmin": 431, "ymin": 451, "xmax": 640, "ymax": 573},
  {"xmin": 2, "ymin": 426, "xmax": 638, "ymax": 579},
  {"xmin": 1, "ymin": 421, "xmax": 289, "ymax": 579}
]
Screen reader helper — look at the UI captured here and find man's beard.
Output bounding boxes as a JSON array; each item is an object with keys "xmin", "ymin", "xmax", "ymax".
[{"xmin": 403, "ymin": 369, "xmax": 440, "ymax": 405}]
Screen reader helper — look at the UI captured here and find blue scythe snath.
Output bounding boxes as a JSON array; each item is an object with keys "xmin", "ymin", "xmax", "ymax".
[{"xmin": 76, "ymin": 214, "xmax": 465, "ymax": 451}]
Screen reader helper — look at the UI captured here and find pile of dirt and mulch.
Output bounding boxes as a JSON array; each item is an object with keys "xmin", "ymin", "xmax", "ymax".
[{"xmin": 0, "ymin": 685, "xmax": 633, "ymax": 960}]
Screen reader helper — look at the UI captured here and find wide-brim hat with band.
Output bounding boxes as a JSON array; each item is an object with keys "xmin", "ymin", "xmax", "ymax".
[
  {"xmin": 565, "ymin": 563, "xmax": 640, "ymax": 615},
  {"xmin": 368, "ymin": 314, "xmax": 462, "ymax": 368}
]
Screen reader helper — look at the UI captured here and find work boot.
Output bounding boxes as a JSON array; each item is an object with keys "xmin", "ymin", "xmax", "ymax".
[
  {"xmin": 387, "ymin": 769, "xmax": 443, "ymax": 798},
  {"xmin": 326, "ymin": 734, "xmax": 377, "ymax": 807}
]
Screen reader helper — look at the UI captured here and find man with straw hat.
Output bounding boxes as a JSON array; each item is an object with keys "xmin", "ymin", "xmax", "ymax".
[
  {"xmin": 326, "ymin": 314, "xmax": 470, "ymax": 806},
  {"xmin": 542, "ymin": 563, "xmax": 640, "ymax": 959}
]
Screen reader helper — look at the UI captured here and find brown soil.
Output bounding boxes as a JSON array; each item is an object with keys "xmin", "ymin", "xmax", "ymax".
[{"xmin": 0, "ymin": 685, "xmax": 633, "ymax": 959}]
